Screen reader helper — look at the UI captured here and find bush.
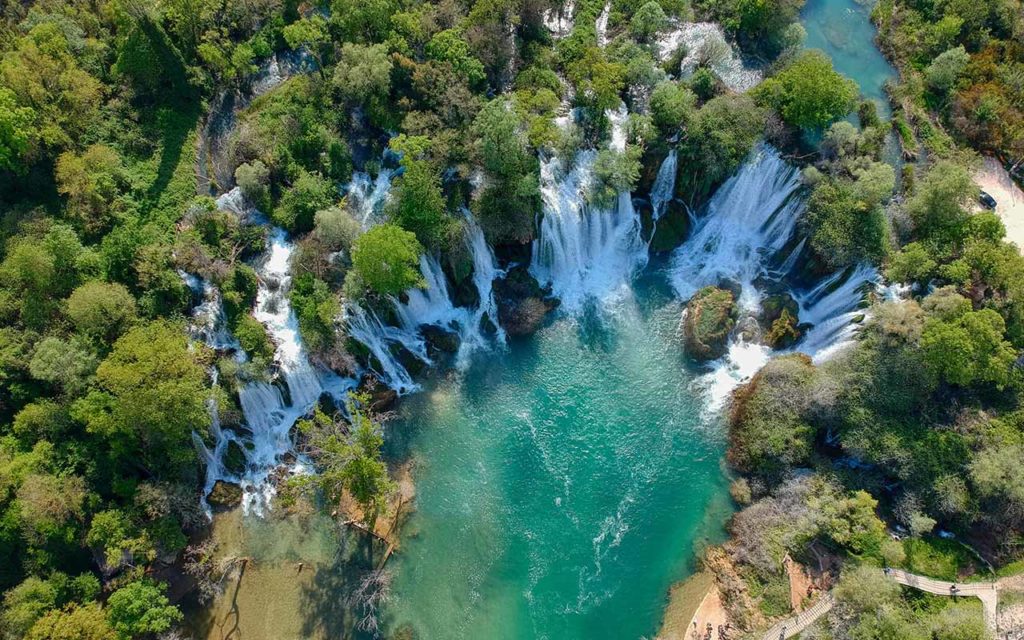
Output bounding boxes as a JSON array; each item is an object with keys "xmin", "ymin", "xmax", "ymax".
[
  {"xmin": 349, "ymin": 224, "xmax": 424, "ymax": 296},
  {"xmin": 754, "ymin": 50, "xmax": 858, "ymax": 129}
]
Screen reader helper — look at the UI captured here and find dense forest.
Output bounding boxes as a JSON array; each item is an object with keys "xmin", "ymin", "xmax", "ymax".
[{"xmin": 0, "ymin": 0, "xmax": 1023, "ymax": 637}]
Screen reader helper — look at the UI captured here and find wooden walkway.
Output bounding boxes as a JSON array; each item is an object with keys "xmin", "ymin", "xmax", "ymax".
[
  {"xmin": 886, "ymin": 568, "xmax": 998, "ymax": 633},
  {"xmin": 760, "ymin": 593, "xmax": 835, "ymax": 640},
  {"xmin": 758, "ymin": 569, "xmax": 1000, "ymax": 639}
]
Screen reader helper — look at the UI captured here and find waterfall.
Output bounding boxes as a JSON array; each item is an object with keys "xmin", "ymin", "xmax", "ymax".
[
  {"xmin": 344, "ymin": 303, "xmax": 429, "ymax": 395},
  {"xmin": 655, "ymin": 22, "xmax": 762, "ymax": 92},
  {"xmin": 186, "ymin": 192, "xmax": 359, "ymax": 515},
  {"xmin": 596, "ymin": 3, "xmax": 610, "ymax": 47},
  {"xmin": 530, "ymin": 106, "xmax": 647, "ymax": 312},
  {"xmin": 794, "ymin": 264, "xmax": 878, "ymax": 362},
  {"xmin": 670, "ymin": 145, "xmax": 803, "ymax": 312},
  {"xmin": 348, "ymin": 211, "xmax": 507, "ymax": 388},
  {"xmin": 345, "ymin": 167, "xmax": 398, "ymax": 228},
  {"xmin": 650, "ymin": 150, "xmax": 678, "ymax": 222},
  {"xmin": 673, "ymin": 146, "xmax": 885, "ymax": 411}
]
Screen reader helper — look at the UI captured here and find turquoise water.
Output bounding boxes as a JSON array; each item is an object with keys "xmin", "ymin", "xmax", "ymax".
[
  {"xmin": 384, "ymin": 270, "xmax": 732, "ymax": 639},
  {"xmin": 801, "ymin": 0, "xmax": 897, "ymax": 117}
]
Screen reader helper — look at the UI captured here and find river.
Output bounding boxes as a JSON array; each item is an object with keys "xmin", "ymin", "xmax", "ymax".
[{"xmin": 383, "ymin": 268, "xmax": 732, "ymax": 639}]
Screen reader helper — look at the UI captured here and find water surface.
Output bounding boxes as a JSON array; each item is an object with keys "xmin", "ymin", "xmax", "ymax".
[
  {"xmin": 801, "ymin": 0, "xmax": 897, "ymax": 117},
  {"xmin": 384, "ymin": 270, "xmax": 731, "ymax": 639}
]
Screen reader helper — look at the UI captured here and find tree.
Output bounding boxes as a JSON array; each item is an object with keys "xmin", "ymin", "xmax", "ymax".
[
  {"xmin": 1, "ymin": 577, "xmax": 60, "ymax": 638},
  {"xmin": 921, "ymin": 307, "xmax": 1016, "ymax": 389},
  {"xmin": 26, "ymin": 603, "xmax": 116, "ymax": 640},
  {"xmin": 313, "ymin": 207, "xmax": 361, "ymax": 252},
  {"xmin": 471, "ymin": 98, "xmax": 542, "ymax": 244},
  {"xmin": 333, "ymin": 43, "xmax": 393, "ymax": 119},
  {"xmin": 282, "ymin": 16, "xmax": 330, "ymax": 74},
  {"xmin": 970, "ymin": 444, "xmax": 1024, "ymax": 520},
  {"xmin": 679, "ymin": 94, "xmax": 765, "ymax": 199},
  {"xmin": 385, "ymin": 158, "xmax": 450, "ymax": 249},
  {"xmin": 349, "ymin": 225, "xmax": 424, "ymax": 296},
  {"xmin": 630, "ymin": 2, "xmax": 670, "ymax": 42},
  {"xmin": 426, "ymin": 30, "xmax": 487, "ymax": 89},
  {"xmin": 754, "ymin": 50, "xmax": 859, "ymax": 129},
  {"xmin": 105, "ymin": 580, "xmax": 181, "ymax": 640},
  {"xmin": 906, "ymin": 160, "xmax": 976, "ymax": 245},
  {"xmin": 295, "ymin": 395, "xmax": 395, "ymax": 524},
  {"xmin": 649, "ymin": 81, "xmax": 695, "ymax": 134},
  {"xmin": 70, "ymin": 321, "xmax": 210, "ymax": 474},
  {"xmin": 926, "ymin": 46, "xmax": 970, "ymax": 93},
  {"xmin": 804, "ymin": 178, "xmax": 889, "ymax": 269},
  {"xmin": 0, "ymin": 87, "xmax": 36, "ymax": 172},
  {"xmin": 29, "ymin": 337, "xmax": 97, "ymax": 396},
  {"xmin": 65, "ymin": 282, "xmax": 138, "ymax": 343},
  {"xmin": 54, "ymin": 145, "xmax": 127, "ymax": 238},
  {"xmin": 274, "ymin": 170, "xmax": 336, "ymax": 234},
  {"xmin": 235, "ymin": 161, "xmax": 270, "ymax": 211}
]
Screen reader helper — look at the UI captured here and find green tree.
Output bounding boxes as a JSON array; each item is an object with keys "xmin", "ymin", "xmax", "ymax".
[
  {"xmin": 105, "ymin": 580, "xmax": 181, "ymax": 640},
  {"xmin": 754, "ymin": 50, "xmax": 859, "ymax": 129},
  {"xmin": 649, "ymin": 81, "xmax": 695, "ymax": 134},
  {"xmin": 926, "ymin": 46, "xmax": 970, "ymax": 93},
  {"xmin": 70, "ymin": 321, "xmax": 210, "ymax": 474},
  {"xmin": 630, "ymin": 2, "xmax": 670, "ymax": 42},
  {"xmin": 426, "ymin": 29, "xmax": 487, "ymax": 88},
  {"xmin": 26, "ymin": 603, "xmax": 116, "ymax": 640},
  {"xmin": 0, "ymin": 87, "xmax": 36, "ymax": 172},
  {"xmin": 386, "ymin": 158, "xmax": 450, "ymax": 249},
  {"xmin": 65, "ymin": 282, "xmax": 138, "ymax": 344},
  {"xmin": 274, "ymin": 170, "xmax": 336, "ymax": 234},
  {"xmin": 54, "ymin": 145, "xmax": 127, "ymax": 238},
  {"xmin": 282, "ymin": 16, "xmax": 330, "ymax": 75},
  {"xmin": 333, "ymin": 43, "xmax": 393, "ymax": 116},
  {"xmin": 679, "ymin": 94, "xmax": 765, "ymax": 199},
  {"xmin": 28, "ymin": 337, "xmax": 97, "ymax": 396},
  {"xmin": 471, "ymin": 98, "xmax": 541, "ymax": 244},
  {"xmin": 349, "ymin": 224, "xmax": 424, "ymax": 296},
  {"xmin": 906, "ymin": 160, "xmax": 976, "ymax": 245},
  {"xmin": 921, "ymin": 307, "xmax": 1016, "ymax": 388}
]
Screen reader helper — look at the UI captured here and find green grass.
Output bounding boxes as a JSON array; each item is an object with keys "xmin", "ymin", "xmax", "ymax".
[{"xmin": 901, "ymin": 537, "xmax": 978, "ymax": 581}]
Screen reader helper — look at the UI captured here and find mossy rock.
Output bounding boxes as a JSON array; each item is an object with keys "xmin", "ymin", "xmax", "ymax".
[
  {"xmin": 208, "ymin": 481, "xmax": 243, "ymax": 509},
  {"xmin": 650, "ymin": 198, "xmax": 690, "ymax": 254},
  {"xmin": 682, "ymin": 286, "xmax": 737, "ymax": 361},
  {"xmin": 760, "ymin": 293, "xmax": 802, "ymax": 348},
  {"xmin": 422, "ymin": 324, "xmax": 460, "ymax": 355},
  {"xmin": 223, "ymin": 439, "xmax": 248, "ymax": 476}
]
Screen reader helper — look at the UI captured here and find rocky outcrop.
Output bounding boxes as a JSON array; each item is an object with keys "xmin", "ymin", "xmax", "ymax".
[
  {"xmin": 650, "ymin": 198, "xmax": 690, "ymax": 254},
  {"xmin": 682, "ymin": 287, "xmax": 737, "ymax": 361},
  {"xmin": 759, "ymin": 293, "xmax": 802, "ymax": 349},
  {"xmin": 208, "ymin": 480, "xmax": 243, "ymax": 509},
  {"xmin": 494, "ymin": 265, "xmax": 558, "ymax": 336}
]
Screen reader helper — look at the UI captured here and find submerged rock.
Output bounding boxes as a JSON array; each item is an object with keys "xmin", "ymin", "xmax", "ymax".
[
  {"xmin": 650, "ymin": 198, "xmax": 690, "ymax": 253},
  {"xmin": 223, "ymin": 440, "xmax": 248, "ymax": 476},
  {"xmin": 421, "ymin": 324, "xmax": 461, "ymax": 355},
  {"xmin": 494, "ymin": 265, "xmax": 558, "ymax": 336},
  {"xmin": 208, "ymin": 480, "xmax": 243, "ymax": 509},
  {"xmin": 682, "ymin": 287, "xmax": 737, "ymax": 361}
]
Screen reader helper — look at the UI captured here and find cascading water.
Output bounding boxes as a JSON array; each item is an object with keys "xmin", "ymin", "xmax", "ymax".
[
  {"xmin": 650, "ymin": 150, "xmax": 678, "ymax": 223},
  {"xmin": 670, "ymin": 146, "xmax": 879, "ymax": 410},
  {"xmin": 596, "ymin": 3, "xmax": 611, "ymax": 46},
  {"xmin": 345, "ymin": 166, "xmax": 398, "ymax": 228},
  {"xmin": 347, "ymin": 212, "xmax": 507, "ymax": 390},
  {"xmin": 530, "ymin": 106, "xmax": 648, "ymax": 312},
  {"xmin": 670, "ymin": 145, "xmax": 804, "ymax": 309},
  {"xmin": 656, "ymin": 22, "xmax": 762, "ymax": 92},
  {"xmin": 188, "ymin": 190, "xmax": 356, "ymax": 515}
]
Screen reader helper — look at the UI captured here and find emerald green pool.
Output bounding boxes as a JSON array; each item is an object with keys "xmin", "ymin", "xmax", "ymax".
[{"xmin": 383, "ymin": 270, "xmax": 732, "ymax": 639}]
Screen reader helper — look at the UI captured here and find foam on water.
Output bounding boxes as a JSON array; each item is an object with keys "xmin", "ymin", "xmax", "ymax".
[
  {"xmin": 656, "ymin": 22, "xmax": 762, "ymax": 92},
  {"xmin": 530, "ymin": 106, "xmax": 648, "ymax": 312}
]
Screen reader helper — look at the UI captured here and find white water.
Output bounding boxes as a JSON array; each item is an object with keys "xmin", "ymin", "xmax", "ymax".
[
  {"xmin": 650, "ymin": 150, "xmax": 678, "ymax": 222},
  {"xmin": 670, "ymin": 146, "xmax": 803, "ymax": 309},
  {"xmin": 346, "ymin": 212, "xmax": 507, "ymax": 390},
  {"xmin": 188, "ymin": 190, "xmax": 356, "ymax": 515},
  {"xmin": 656, "ymin": 22, "xmax": 762, "ymax": 92},
  {"xmin": 530, "ymin": 106, "xmax": 648, "ymax": 312},
  {"xmin": 544, "ymin": 0, "xmax": 575, "ymax": 37},
  {"xmin": 346, "ymin": 167, "xmax": 398, "ymax": 228},
  {"xmin": 596, "ymin": 3, "xmax": 610, "ymax": 47},
  {"xmin": 671, "ymin": 146, "xmax": 878, "ymax": 410}
]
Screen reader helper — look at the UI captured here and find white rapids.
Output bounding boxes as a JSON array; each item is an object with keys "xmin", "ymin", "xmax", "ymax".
[{"xmin": 656, "ymin": 22, "xmax": 762, "ymax": 92}]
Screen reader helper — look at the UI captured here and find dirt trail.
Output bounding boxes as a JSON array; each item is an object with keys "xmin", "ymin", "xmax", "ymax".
[{"xmin": 975, "ymin": 157, "xmax": 1024, "ymax": 251}]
